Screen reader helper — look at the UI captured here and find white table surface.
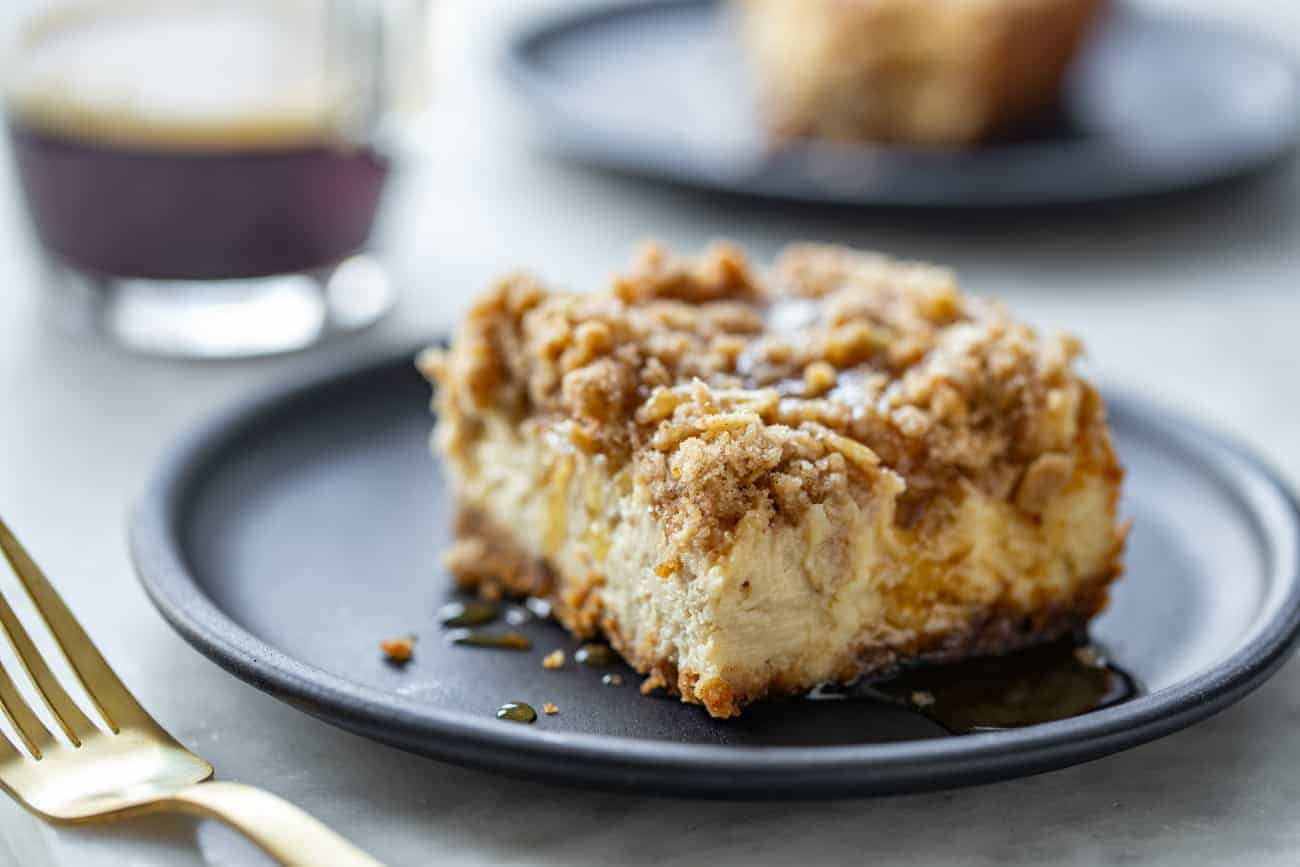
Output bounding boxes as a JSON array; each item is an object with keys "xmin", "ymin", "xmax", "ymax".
[{"xmin": 2, "ymin": 1, "xmax": 1300, "ymax": 864}]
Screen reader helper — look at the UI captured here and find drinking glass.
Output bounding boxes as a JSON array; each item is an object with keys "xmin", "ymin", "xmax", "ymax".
[{"xmin": 3, "ymin": 0, "xmax": 428, "ymax": 357}]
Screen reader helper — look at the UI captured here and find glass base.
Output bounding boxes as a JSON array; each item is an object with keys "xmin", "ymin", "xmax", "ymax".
[{"xmin": 47, "ymin": 255, "xmax": 395, "ymax": 359}]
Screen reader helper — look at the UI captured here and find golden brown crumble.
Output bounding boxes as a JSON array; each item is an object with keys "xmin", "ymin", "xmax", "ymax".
[
  {"xmin": 423, "ymin": 242, "xmax": 1109, "ymax": 554},
  {"xmin": 380, "ymin": 636, "xmax": 414, "ymax": 664},
  {"xmin": 542, "ymin": 649, "xmax": 565, "ymax": 670},
  {"xmin": 543, "ymin": 702, "xmax": 559, "ymax": 715}
]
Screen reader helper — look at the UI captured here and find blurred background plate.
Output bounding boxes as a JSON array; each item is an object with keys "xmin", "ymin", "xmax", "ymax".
[
  {"xmin": 129, "ymin": 350, "xmax": 1300, "ymax": 798},
  {"xmin": 504, "ymin": 0, "xmax": 1300, "ymax": 208}
]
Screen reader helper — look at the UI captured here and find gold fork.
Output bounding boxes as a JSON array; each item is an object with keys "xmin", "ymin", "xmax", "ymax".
[{"xmin": 0, "ymin": 518, "xmax": 382, "ymax": 866}]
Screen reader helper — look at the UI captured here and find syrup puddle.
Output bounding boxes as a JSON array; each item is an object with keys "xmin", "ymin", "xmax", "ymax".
[
  {"xmin": 496, "ymin": 702, "xmax": 537, "ymax": 723},
  {"xmin": 438, "ymin": 600, "xmax": 499, "ymax": 628},
  {"xmin": 447, "ymin": 629, "xmax": 531, "ymax": 651},
  {"xmin": 575, "ymin": 643, "xmax": 617, "ymax": 668},
  {"xmin": 808, "ymin": 638, "xmax": 1139, "ymax": 735}
]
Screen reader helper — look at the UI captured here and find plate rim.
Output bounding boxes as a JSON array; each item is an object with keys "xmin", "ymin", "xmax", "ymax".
[
  {"xmin": 500, "ymin": 0, "xmax": 1300, "ymax": 209},
  {"xmin": 129, "ymin": 346, "xmax": 1300, "ymax": 798}
]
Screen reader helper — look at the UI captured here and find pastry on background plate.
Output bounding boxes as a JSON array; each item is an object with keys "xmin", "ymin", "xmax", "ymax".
[
  {"xmin": 420, "ymin": 242, "xmax": 1126, "ymax": 718},
  {"xmin": 732, "ymin": 0, "xmax": 1107, "ymax": 146}
]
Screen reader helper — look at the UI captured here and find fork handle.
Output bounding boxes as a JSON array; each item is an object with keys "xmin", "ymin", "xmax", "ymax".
[{"xmin": 163, "ymin": 780, "xmax": 383, "ymax": 866}]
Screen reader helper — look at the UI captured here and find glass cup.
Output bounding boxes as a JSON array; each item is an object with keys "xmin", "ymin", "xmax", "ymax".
[{"xmin": 3, "ymin": 0, "xmax": 428, "ymax": 357}]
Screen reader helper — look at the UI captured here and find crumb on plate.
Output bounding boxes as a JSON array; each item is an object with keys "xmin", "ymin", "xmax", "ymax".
[
  {"xmin": 640, "ymin": 670, "xmax": 669, "ymax": 695},
  {"xmin": 381, "ymin": 635, "xmax": 415, "ymax": 664}
]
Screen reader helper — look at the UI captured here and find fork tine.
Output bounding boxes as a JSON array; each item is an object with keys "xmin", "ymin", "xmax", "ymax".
[
  {"xmin": 0, "ymin": 584, "xmax": 99, "ymax": 745},
  {"xmin": 0, "ymin": 717, "xmax": 26, "ymax": 764},
  {"xmin": 0, "ymin": 651, "xmax": 54, "ymax": 759},
  {"xmin": 0, "ymin": 518, "xmax": 134, "ymax": 734}
]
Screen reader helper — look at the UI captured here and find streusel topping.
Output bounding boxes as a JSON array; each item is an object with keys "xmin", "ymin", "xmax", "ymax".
[{"xmin": 422, "ymin": 243, "xmax": 1113, "ymax": 550}]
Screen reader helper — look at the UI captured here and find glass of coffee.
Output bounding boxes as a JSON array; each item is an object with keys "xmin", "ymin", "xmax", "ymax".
[{"xmin": 4, "ymin": 0, "xmax": 428, "ymax": 357}]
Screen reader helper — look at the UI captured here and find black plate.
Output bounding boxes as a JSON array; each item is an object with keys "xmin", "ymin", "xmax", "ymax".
[
  {"xmin": 504, "ymin": 0, "xmax": 1300, "ymax": 208},
  {"xmin": 130, "ymin": 349, "xmax": 1300, "ymax": 798}
]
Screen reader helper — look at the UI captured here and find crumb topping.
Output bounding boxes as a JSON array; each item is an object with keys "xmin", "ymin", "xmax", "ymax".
[
  {"xmin": 380, "ymin": 636, "xmax": 414, "ymax": 664},
  {"xmin": 423, "ymin": 242, "xmax": 1113, "ymax": 552},
  {"xmin": 542, "ymin": 649, "xmax": 566, "ymax": 670}
]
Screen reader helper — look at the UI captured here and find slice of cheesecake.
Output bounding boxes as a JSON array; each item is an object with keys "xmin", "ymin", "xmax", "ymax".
[
  {"xmin": 733, "ymin": 0, "xmax": 1106, "ymax": 145},
  {"xmin": 420, "ymin": 243, "xmax": 1126, "ymax": 718}
]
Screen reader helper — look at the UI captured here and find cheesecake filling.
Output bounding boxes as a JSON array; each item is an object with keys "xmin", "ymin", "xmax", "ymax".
[{"xmin": 440, "ymin": 407, "xmax": 1121, "ymax": 718}]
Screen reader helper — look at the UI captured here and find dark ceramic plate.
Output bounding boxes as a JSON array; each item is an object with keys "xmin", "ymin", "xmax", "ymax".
[
  {"xmin": 503, "ymin": 0, "xmax": 1300, "ymax": 208},
  {"xmin": 130, "ymin": 349, "xmax": 1300, "ymax": 798}
]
